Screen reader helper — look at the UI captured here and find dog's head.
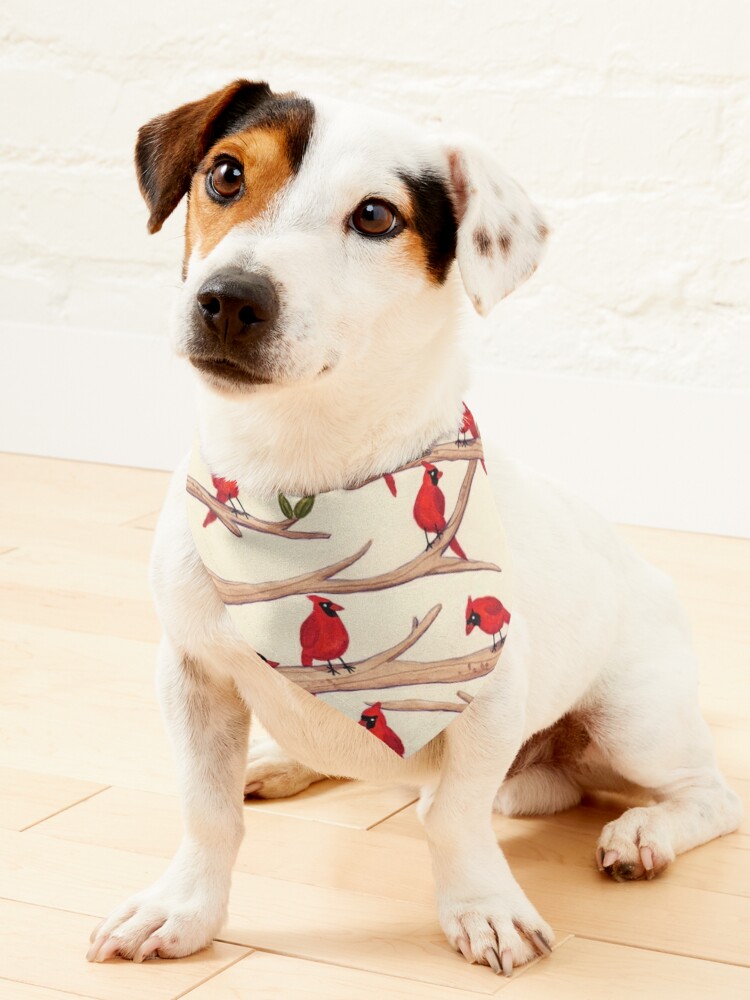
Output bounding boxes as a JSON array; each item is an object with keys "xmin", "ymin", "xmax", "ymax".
[{"xmin": 136, "ymin": 80, "xmax": 548, "ymax": 394}]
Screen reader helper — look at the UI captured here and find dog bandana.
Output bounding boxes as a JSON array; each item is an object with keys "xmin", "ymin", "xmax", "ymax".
[{"xmin": 186, "ymin": 404, "xmax": 512, "ymax": 757}]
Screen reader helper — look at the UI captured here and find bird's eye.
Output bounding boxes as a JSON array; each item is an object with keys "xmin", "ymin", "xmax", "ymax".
[
  {"xmin": 349, "ymin": 198, "xmax": 401, "ymax": 237},
  {"xmin": 207, "ymin": 158, "xmax": 244, "ymax": 201}
]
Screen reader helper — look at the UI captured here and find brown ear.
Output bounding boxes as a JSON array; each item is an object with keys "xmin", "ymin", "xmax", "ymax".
[{"xmin": 135, "ymin": 79, "xmax": 272, "ymax": 234}]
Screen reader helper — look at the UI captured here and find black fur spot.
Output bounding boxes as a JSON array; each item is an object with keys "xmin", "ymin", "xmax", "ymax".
[
  {"xmin": 399, "ymin": 169, "xmax": 458, "ymax": 282},
  {"xmin": 225, "ymin": 92, "xmax": 315, "ymax": 172}
]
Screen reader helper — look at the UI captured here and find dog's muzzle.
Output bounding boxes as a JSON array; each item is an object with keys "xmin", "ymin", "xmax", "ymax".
[
  {"xmin": 195, "ymin": 268, "xmax": 279, "ymax": 349},
  {"xmin": 188, "ymin": 268, "xmax": 281, "ymax": 385}
]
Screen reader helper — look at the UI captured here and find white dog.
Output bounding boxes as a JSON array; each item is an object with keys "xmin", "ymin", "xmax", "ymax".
[{"xmin": 87, "ymin": 80, "xmax": 741, "ymax": 975}]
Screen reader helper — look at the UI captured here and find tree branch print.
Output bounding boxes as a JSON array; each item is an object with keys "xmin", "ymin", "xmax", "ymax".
[
  {"xmin": 187, "ymin": 475, "xmax": 331, "ymax": 540},
  {"xmin": 275, "ymin": 605, "xmax": 499, "ymax": 693},
  {"xmin": 210, "ymin": 459, "xmax": 499, "ymax": 605},
  {"xmin": 348, "ymin": 439, "xmax": 483, "ymax": 491}
]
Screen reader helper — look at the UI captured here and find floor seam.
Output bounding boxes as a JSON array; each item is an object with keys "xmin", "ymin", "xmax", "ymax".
[
  {"xmin": 572, "ymin": 932, "xmax": 750, "ymax": 969},
  {"xmin": 19, "ymin": 785, "xmax": 113, "ymax": 832},
  {"xmin": 171, "ymin": 945, "xmax": 255, "ymax": 999}
]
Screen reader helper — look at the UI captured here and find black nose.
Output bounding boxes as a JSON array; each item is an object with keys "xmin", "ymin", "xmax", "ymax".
[{"xmin": 195, "ymin": 269, "xmax": 279, "ymax": 348}]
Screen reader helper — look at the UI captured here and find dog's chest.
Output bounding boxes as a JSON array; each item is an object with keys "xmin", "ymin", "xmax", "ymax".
[{"xmin": 186, "ymin": 413, "xmax": 513, "ymax": 758}]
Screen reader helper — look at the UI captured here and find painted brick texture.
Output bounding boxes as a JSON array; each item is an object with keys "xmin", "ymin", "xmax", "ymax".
[{"xmin": 1, "ymin": 0, "xmax": 748, "ymax": 388}]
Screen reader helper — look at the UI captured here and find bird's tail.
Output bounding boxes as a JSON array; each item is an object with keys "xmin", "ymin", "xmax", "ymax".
[
  {"xmin": 383, "ymin": 472, "xmax": 397, "ymax": 497},
  {"xmin": 203, "ymin": 510, "xmax": 217, "ymax": 527},
  {"xmin": 449, "ymin": 536, "xmax": 467, "ymax": 559},
  {"xmin": 301, "ymin": 651, "xmax": 314, "ymax": 667},
  {"xmin": 480, "ymin": 458, "xmax": 487, "ymax": 474}
]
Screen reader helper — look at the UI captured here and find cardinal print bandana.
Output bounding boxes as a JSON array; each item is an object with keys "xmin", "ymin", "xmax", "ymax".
[{"xmin": 187, "ymin": 403, "xmax": 513, "ymax": 758}]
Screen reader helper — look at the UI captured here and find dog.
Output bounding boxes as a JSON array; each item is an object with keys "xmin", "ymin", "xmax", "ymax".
[{"xmin": 86, "ymin": 80, "xmax": 742, "ymax": 974}]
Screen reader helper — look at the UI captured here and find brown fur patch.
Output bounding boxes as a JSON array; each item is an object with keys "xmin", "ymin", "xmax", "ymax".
[
  {"xmin": 498, "ymin": 230, "xmax": 513, "ymax": 257},
  {"xmin": 506, "ymin": 712, "xmax": 591, "ymax": 780},
  {"xmin": 136, "ymin": 80, "xmax": 273, "ymax": 234},
  {"xmin": 537, "ymin": 221, "xmax": 549, "ymax": 241},
  {"xmin": 187, "ymin": 127, "xmax": 294, "ymax": 259},
  {"xmin": 473, "ymin": 227, "xmax": 493, "ymax": 256}
]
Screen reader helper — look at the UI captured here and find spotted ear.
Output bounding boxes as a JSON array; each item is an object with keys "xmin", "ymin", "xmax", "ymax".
[
  {"xmin": 445, "ymin": 136, "xmax": 549, "ymax": 316},
  {"xmin": 134, "ymin": 79, "xmax": 272, "ymax": 234}
]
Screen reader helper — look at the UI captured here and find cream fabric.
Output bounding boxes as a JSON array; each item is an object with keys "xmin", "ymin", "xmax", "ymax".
[{"xmin": 186, "ymin": 406, "xmax": 512, "ymax": 757}]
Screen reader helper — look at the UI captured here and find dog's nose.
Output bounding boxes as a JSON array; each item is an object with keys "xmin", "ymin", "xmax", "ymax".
[{"xmin": 195, "ymin": 269, "xmax": 279, "ymax": 347}]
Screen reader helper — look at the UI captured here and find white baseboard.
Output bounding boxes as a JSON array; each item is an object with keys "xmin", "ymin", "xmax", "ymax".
[{"xmin": 2, "ymin": 322, "xmax": 748, "ymax": 537}]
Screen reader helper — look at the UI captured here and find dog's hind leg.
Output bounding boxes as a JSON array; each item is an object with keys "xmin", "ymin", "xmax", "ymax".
[
  {"xmin": 495, "ymin": 765, "xmax": 582, "ymax": 816},
  {"xmin": 245, "ymin": 734, "xmax": 326, "ymax": 799},
  {"xmin": 589, "ymin": 646, "xmax": 742, "ymax": 881},
  {"xmin": 87, "ymin": 637, "xmax": 250, "ymax": 962},
  {"xmin": 493, "ymin": 712, "xmax": 589, "ymax": 816}
]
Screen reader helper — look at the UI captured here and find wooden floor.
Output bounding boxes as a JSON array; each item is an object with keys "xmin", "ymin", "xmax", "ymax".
[{"xmin": 0, "ymin": 451, "xmax": 748, "ymax": 1000}]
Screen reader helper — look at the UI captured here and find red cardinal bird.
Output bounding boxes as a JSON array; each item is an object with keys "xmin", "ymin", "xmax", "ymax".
[
  {"xmin": 258, "ymin": 653, "xmax": 280, "ymax": 669},
  {"xmin": 413, "ymin": 462, "xmax": 467, "ymax": 558},
  {"xmin": 203, "ymin": 474, "xmax": 241, "ymax": 527},
  {"xmin": 300, "ymin": 595, "xmax": 352, "ymax": 675},
  {"xmin": 359, "ymin": 703, "xmax": 405, "ymax": 756},
  {"xmin": 457, "ymin": 403, "xmax": 486, "ymax": 472},
  {"xmin": 465, "ymin": 595, "xmax": 511, "ymax": 652}
]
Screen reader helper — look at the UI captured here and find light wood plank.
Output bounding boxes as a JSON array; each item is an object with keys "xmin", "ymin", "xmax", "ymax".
[
  {"xmin": 0, "ymin": 537, "xmax": 155, "ymax": 602},
  {"xmin": 0, "ymin": 453, "xmax": 169, "ymax": 526},
  {"xmin": 35, "ymin": 787, "xmax": 433, "ymax": 900},
  {"xmin": 499, "ymin": 936, "xmax": 750, "ymax": 999},
  {"xmin": 0, "ymin": 982, "xmax": 100, "ymax": 1000},
  {"xmin": 243, "ymin": 776, "xmax": 417, "ymax": 829},
  {"xmin": 0, "ymin": 511, "xmax": 153, "ymax": 559},
  {"xmin": 0, "ymin": 582, "xmax": 159, "ymax": 642},
  {"xmin": 380, "ymin": 795, "xmax": 750, "ymax": 898},
  {"xmin": 35, "ymin": 782, "xmax": 750, "ymax": 904},
  {"xmin": 185, "ymin": 950, "xmax": 514, "ymax": 999},
  {"xmin": 0, "ymin": 623, "xmax": 173, "ymax": 793},
  {"xmin": 0, "ymin": 899, "xmax": 249, "ymax": 1000},
  {"xmin": 124, "ymin": 510, "xmax": 160, "ymax": 531},
  {"xmin": 0, "ymin": 766, "xmax": 106, "ymax": 831},
  {"xmin": 0, "ymin": 829, "xmax": 568, "ymax": 994},
  {"xmin": 374, "ymin": 806, "xmax": 750, "ymax": 966}
]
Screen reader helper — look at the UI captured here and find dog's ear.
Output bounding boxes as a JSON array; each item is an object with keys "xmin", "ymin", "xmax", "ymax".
[
  {"xmin": 135, "ymin": 80, "xmax": 272, "ymax": 234},
  {"xmin": 444, "ymin": 135, "xmax": 549, "ymax": 316}
]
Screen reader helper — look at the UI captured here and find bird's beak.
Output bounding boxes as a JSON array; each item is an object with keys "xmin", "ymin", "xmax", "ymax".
[
  {"xmin": 330, "ymin": 601, "xmax": 344, "ymax": 612},
  {"xmin": 465, "ymin": 622, "xmax": 473, "ymax": 635}
]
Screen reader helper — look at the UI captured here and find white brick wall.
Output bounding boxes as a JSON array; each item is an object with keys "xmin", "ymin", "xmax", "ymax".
[
  {"xmin": 2, "ymin": 0, "xmax": 748, "ymax": 385},
  {"xmin": 1, "ymin": 0, "xmax": 749, "ymax": 531}
]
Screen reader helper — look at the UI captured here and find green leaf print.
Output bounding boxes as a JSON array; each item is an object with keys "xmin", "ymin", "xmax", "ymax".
[
  {"xmin": 278, "ymin": 493, "xmax": 294, "ymax": 519},
  {"xmin": 293, "ymin": 495, "xmax": 315, "ymax": 519}
]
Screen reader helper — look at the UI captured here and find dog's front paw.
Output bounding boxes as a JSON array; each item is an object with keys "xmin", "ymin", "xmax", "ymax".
[
  {"xmin": 86, "ymin": 883, "xmax": 224, "ymax": 963},
  {"xmin": 440, "ymin": 892, "xmax": 554, "ymax": 975},
  {"xmin": 244, "ymin": 736, "xmax": 325, "ymax": 799}
]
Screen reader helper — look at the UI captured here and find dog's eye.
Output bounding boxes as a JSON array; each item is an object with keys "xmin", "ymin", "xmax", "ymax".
[
  {"xmin": 207, "ymin": 158, "xmax": 244, "ymax": 201},
  {"xmin": 349, "ymin": 199, "xmax": 401, "ymax": 237}
]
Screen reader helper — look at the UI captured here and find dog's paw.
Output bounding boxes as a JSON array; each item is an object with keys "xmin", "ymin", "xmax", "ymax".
[
  {"xmin": 245, "ymin": 737, "xmax": 324, "ymax": 799},
  {"xmin": 440, "ymin": 892, "xmax": 554, "ymax": 975},
  {"xmin": 596, "ymin": 806, "xmax": 676, "ymax": 881},
  {"xmin": 86, "ymin": 884, "xmax": 223, "ymax": 962}
]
